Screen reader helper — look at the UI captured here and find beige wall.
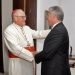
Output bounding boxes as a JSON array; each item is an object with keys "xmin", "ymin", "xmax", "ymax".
[
  {"xmin": 2, "ymin": 0, "xmax": 12, "ymax": 74},
  {"xmin": 59, "ymin": 0, "xmax": 75, "ymax": 55}
]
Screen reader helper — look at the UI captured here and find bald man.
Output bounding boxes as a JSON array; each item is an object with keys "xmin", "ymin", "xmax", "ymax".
[{"xmin": 4, "ymin": 9, "xmax": 50, "ymax": 75}]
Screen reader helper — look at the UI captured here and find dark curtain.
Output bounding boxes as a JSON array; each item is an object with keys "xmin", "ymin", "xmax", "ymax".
[{"xmin": 0, "ymin": 0, "xmax": 4, "ymax": 73}]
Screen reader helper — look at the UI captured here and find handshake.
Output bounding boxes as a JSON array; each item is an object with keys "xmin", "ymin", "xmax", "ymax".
[
  {"xmin": 32, "ymin": 51, "xmax": 38, "ymax": 56},
  {"xmin": 25, "ymin": 46, "xmax": 39, "ymax": 56}
]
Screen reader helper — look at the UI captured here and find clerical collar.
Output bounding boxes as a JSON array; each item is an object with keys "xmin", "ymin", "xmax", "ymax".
[{"xmin": 51, "ymin": 22, "xmax": 61, "ymax": 29}]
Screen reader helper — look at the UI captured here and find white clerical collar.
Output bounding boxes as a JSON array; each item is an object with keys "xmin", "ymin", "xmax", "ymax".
[{"xmin": 51, "ymin": 22, "xmax": 61, "ymax": 29}]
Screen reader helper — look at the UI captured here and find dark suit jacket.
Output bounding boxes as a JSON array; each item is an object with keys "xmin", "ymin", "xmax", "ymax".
[{"xmin": 35, "ymin": 22, "xmax": 71, "ymax": 75}]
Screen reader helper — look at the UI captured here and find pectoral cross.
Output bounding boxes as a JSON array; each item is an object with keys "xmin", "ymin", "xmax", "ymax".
[{"xmin": 20, "ymin": 27, "xmax": 30, "ymax": 46}]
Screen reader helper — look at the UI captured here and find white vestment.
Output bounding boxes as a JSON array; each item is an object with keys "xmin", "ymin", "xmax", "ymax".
[{"xmin": 4, "ymin": 23, "xmax": 50, "ymax": 75}]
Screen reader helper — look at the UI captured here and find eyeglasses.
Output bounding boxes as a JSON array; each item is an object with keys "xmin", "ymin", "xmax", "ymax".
[{"xmin": 15, "ymin": 16, "xmax": 26, "ymax": 18}]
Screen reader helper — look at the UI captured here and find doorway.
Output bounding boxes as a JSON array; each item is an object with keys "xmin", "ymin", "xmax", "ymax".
[
  {"xmin": 13, "ymin": 0, "xmax": 37, "ymax": 29},
  {"xmin": 0, "ymin": 0, "xmax": 4, "ymax": 73}
]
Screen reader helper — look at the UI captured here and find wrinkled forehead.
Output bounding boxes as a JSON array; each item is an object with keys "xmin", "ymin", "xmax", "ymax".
[{"xmin": 13, "ymin": 9, "xmax": 25, "ymax": 16}]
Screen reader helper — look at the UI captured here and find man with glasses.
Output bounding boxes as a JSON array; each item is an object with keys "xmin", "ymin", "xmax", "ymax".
[{"xmin": 4, "ymin": 9, "xmax": 50, "ymax": 75}]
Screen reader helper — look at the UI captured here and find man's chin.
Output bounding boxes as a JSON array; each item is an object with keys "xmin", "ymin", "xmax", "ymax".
[
  {"xmin": 21, "ymin": 23, "xmax": 25, "ymax": 26},
  {"xmin": 23, "ymin": 23, "xmax": 25, "ymax": 25}
]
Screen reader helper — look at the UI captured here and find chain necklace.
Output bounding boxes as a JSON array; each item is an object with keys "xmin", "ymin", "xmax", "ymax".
[{"xmin": 14, "ymin": 25, "xmax": 31, "ymax": 46}]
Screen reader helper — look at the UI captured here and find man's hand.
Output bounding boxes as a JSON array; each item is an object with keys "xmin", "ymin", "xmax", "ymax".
[{"xmin": 32, "ymin": 51, "xmax": 37, "ymax": 56}]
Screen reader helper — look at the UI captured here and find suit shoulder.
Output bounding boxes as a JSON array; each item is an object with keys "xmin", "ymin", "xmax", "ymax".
[{"xmin": 55, "ymin": 23, "xmax": 68, "ymax": 33}]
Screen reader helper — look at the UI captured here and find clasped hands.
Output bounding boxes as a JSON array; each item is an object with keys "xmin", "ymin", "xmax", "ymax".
[{"xmin": 32, "ymin": 51, "xmax": 37, "ymax": 56}]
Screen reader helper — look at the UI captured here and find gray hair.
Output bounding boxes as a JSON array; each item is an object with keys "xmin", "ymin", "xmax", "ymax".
[{"xmin": 48, "ymin": 6, "xmax": 64, "ymax": 21}]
